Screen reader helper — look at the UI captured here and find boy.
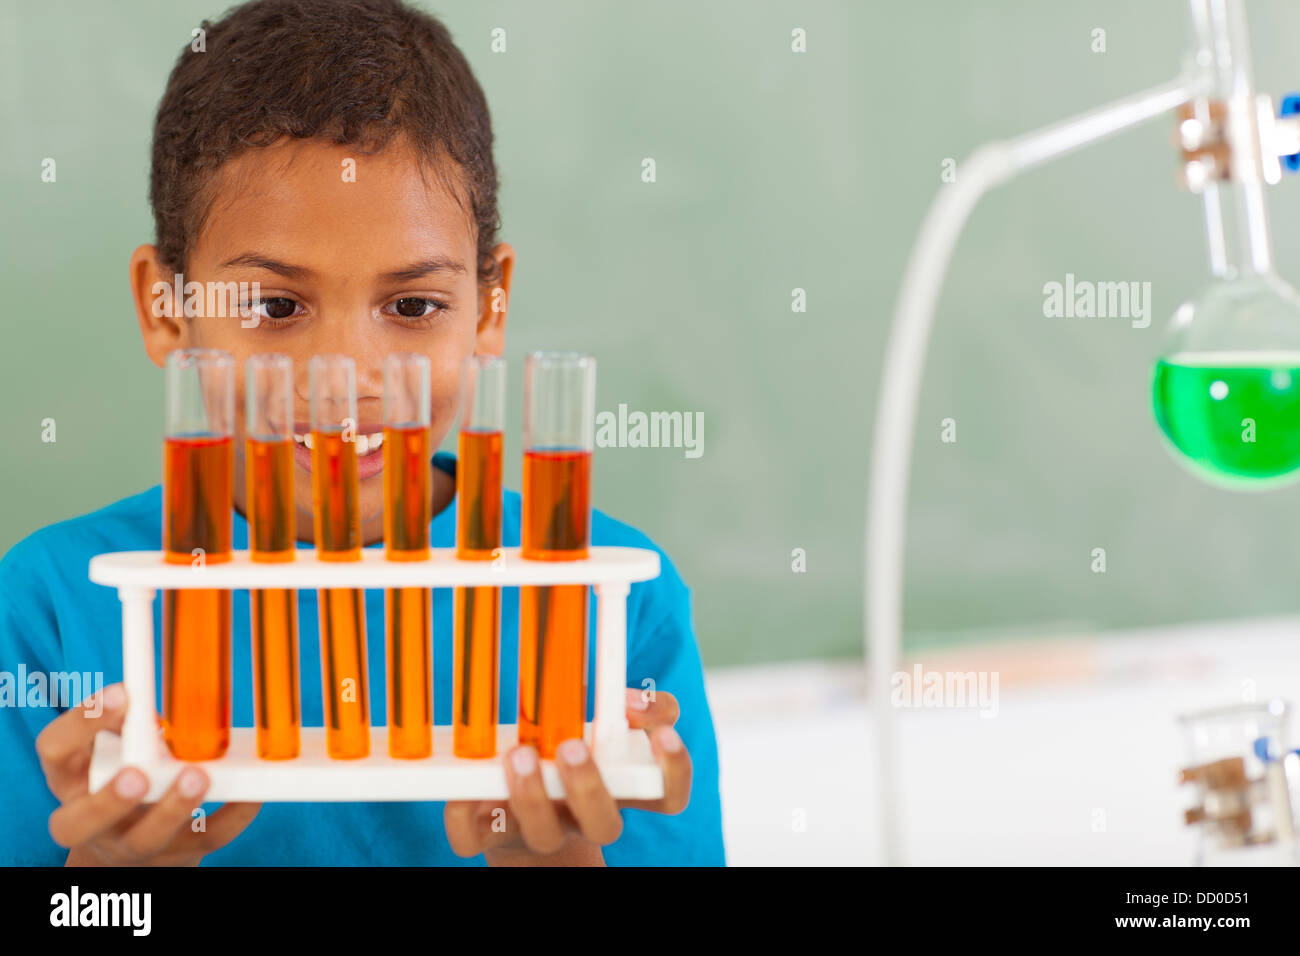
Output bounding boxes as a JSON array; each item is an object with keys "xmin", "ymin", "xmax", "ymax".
[{"xmin": 0, "ymin": 0, "xmax": 724, "ymax": 866}]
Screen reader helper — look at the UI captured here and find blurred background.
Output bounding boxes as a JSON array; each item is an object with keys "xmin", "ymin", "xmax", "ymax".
[{"xmin": 5, "ymin": 0, "xmax": 1300, "ymax": 863}]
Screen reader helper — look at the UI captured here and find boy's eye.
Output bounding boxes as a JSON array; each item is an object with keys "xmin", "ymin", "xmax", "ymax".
[
  {"xmin": 245, "ymin": 297, "xmax": 302, "ymax": 322},
  {"xmin": 391, "ymin": 297, "xmax": 438, "ymax": 318},
  {"xmin": 262, "ymin": 298, "xmax": 297, "ymax": 319}
]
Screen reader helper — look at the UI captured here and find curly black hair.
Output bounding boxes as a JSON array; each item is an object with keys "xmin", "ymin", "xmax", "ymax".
[{"xmin": 149, "ymin": 0, "xmax": 501, "ymax": 286}]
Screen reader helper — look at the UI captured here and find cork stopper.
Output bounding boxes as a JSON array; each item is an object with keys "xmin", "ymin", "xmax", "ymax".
[{"xmin": 1176, "ymin": 101, "xmax": 1232, "ymax": 191}]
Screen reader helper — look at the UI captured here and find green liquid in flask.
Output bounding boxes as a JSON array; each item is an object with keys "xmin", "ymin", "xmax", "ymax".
[{"xmin": 1152, "ymin": 352, "xmax": 1300, "ymax": 488}]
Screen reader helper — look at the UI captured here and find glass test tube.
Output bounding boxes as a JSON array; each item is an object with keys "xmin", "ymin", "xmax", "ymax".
[
  {"xmin": 245, "ymin": 354, "xmax": 301, "ymax": 759},
  {"xmin": 309, "ymin": 355, "xmax": 370, "ymax": 759},
  {"xmin": 382, "ymin": 353, "xmax": 433, "ymax": 758},
  {"xmin": 453, "ymin": 356, "xmax": 506, "ymax": 758},
  {"xmin": 519, "ymin": 352, "xmax": 595, "ymax": 757},
  {"xmin": 162, "ymin": 348, "xmax": 235, "ymax": 760}
]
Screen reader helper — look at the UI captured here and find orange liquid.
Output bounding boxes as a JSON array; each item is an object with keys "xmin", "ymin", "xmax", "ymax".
[
  {"xmin": 383, "ymin": 425, "xmax": 430, "ymax": 555},
  {"xmin": 383, "ymin": 424, "xmax": 431, "ymax": 758},
  {"xmin": 519, "ymin": 449, "xmax": 590, "ymax": 757},
  {"xmin": 162, "ymin": 435, "xmax": 233, "ymax": 761},
  {"xmin": 454, "ymin": 429, "xmax": 503, "ymax": 758},
  {"xmin": 245, "ymin": 437, "xmax": 300, "ymax": 759},
  {"xmin": 312, "ymin": 428, "xmax": 369, "ymax": 759}
]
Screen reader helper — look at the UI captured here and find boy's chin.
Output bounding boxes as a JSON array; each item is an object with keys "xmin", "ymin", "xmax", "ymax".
[{"xmin": 356, "ymin": 445, "xmax": 386, "ymax": 481}]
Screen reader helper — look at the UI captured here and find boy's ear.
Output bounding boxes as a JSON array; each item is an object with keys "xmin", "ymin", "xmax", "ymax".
[
  {"xmin": 129, "ymin": 244, "xmax": 186, "ymax": 368},
  {"xmin": 475, "ymin": 242, "xmax": 514, "ymax": 356}
]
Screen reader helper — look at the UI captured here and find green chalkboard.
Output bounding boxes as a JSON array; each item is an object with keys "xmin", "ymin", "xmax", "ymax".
[{"xmin": 5, "ymin": 0, "xmax": 1300, "ymax": 666}]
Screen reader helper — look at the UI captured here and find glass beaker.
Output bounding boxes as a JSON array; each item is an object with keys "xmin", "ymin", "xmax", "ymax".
[{"xmin": 1177, "ymin": 700, "xmax": 1297, "ymax": 865}]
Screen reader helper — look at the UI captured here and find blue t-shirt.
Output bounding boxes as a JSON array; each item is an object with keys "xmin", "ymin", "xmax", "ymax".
[{"xmin": 0, "ymin": 453, "xmax": 724, "ymax": 866}]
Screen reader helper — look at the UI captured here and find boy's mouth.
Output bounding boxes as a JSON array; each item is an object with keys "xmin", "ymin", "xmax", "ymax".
[{"xmin": 291, "ymin": 429, "xmax": 386, "ymax": 480}]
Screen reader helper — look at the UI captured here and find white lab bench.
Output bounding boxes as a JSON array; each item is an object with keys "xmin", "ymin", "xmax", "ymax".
[{"xmin": 708, "ymin": 616, "xmax": 1300, "ymax": 865}]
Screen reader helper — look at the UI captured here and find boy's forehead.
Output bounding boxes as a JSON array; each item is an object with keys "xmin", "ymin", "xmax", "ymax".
[{"xmin": 193, "ymin": 137, "xmax": 474, "ymax": 273}]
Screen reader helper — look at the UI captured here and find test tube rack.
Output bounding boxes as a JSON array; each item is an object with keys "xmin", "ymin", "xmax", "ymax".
[{"xmin": 85, "ymin": 546, "xmax": 664, "ymax": 803}]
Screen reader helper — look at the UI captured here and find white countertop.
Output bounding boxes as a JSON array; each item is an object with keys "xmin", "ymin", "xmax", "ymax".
[{"xmin": 707, "ymin": 616, "xmax": 1300, "ymax": 865}]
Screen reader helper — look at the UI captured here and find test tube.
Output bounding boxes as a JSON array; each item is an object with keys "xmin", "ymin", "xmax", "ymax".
[
  {"xmin": 519, "ymin": 351, "xmax": 595, "ymax": 757},
  {"xmin": 245, "ymin": 354, "xmax": 301, "ymax": 760},
  {"xmin": 162, "ymin": 348, "xmax": 235, "ymax": 760},
  {"xmin": 382, "ymin": 353, "xmax": 432, "ymax": 758},
  {"xmin": 309, "ymin": 355, "xmax": 370, "ymax": 759},
  {"xmin": 453, "ymin": 356, "xmax": 506, "ymax": 758}
]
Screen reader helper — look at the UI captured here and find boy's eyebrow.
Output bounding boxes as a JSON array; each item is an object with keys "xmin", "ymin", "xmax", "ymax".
[
  {"xmin": 380, "ymin": 256, "xmax": 468, "ymax": 282},
  {"xmin": 218, "ymin": 253, "xmax": 468, "ymax": 282},
  {"xmin": 219, "ymin": 254, "xmax": 315, "ymax": 280}
]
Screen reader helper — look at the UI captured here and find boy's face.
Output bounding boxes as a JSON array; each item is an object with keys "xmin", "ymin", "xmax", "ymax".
[{"xmin": 130, "ymin": 138, "xmax": 513, "ymax": 544}]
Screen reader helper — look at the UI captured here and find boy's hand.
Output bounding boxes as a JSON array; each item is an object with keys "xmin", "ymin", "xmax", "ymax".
[
  {"xmin": 444, "ymin": 688, "xmax": 691, "ymax": 866},
  {"xmin": 35, "ymin": 683, "xmax": 261, "ymax": 866}
]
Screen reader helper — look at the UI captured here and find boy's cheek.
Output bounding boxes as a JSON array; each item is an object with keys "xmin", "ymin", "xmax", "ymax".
[{"xmin": 430, "ymin": 387, "xmax": 460, "ymax": 432}]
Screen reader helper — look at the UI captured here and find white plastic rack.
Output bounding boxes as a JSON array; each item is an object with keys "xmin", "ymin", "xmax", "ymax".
[{"xmin": 86, "ymin": 546, "xmax": 663, "ymax": 802}]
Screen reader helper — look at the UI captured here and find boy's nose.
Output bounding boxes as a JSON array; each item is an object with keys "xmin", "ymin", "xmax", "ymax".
[
  {"xmin": 314, "ymin": 327, "xmax": 387, "ymax": 394},
  {"xmin": 288, "ymin": 347, "xmax": 385, "ymax": 408},
  {"xmin": 354, "ymin": 358, "xmax": 384, "ymax": 402}
]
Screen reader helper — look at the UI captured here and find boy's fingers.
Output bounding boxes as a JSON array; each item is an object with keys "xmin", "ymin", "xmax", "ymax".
[
  {"xmin": 621, "ymin": 690, "xmax": 690, "ymax": 815},
  {"xmin": 47, "ymin": 766, "xmax": 148, "ymax": 849},
  {"xmin": 619, "ymin": 725, "xmax": 693, "ymax": 815},
  {"xmin": 188, "ymin": 801, "xmax": 263, "ymax": 856},
  {"xmin": 504, "ymin": 746, "xmax": 567, "ymax": 855},
  {"xmin": 114, "ymin": 767, "xmax": 209, "ymax": 862},
  {"xmin": 650, "ymin": 726, "xmax": 692, "ymax": 814},
  {"xmin": 554, "ymin": 739, "xmax": 623, "ymax": 846},
  {"xmin": 444, "ymin": 801, "xmax": 488, "ymax": 857},
  {"xmin": 36, "ymin": 684, "xmax": 128, "ymax": 802},
  {"xmin": 625, "ymin": 688, "xmax": 679, "ymax": 731},
  {"xmin": 444, "ymin": 800, "xmax": 514, "ymax": 857}
]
